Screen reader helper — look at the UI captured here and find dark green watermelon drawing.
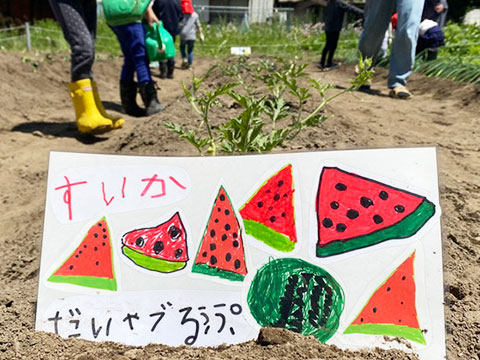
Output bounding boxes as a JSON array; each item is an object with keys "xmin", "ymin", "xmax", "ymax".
[{"xmin": 247, "ymin": 258, "xmax": 345, "ymax": 343}]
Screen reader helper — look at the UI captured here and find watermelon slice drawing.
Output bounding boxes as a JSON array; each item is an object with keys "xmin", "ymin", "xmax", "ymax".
[
  {"xmin": 48, "ymin": 217, "xmax": 117, "ymax": 291},
  {"xmin": 316, "ymin": 167, "xmax": 436, "ymax": 257},
  {"xmin": 121, "ymin": 212, "xmax": 188, "ymax": 273},
  {"xmin": 192, "ymin": 186, "xmax": 247, "ymax": 281},
  {"xmin": 240, "ymin": 164, "xmax": 297, "ymax": 252},
  {"xmin": 344, "ymin": 252, "xmax": 426, "ymax": 344}
]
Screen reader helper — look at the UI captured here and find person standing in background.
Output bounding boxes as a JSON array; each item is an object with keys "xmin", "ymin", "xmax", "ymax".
[
  {"xmin": 422, "ymin": 0, "xmax": 448, "ymax": 28},
  {"xmin": 358, "ymin": 0, "xmax": 424, "ymax": 99},
  {"xmin": 179, "ymin": 0, "xmax": 204, "ymax": 69},
  {"xmin": 48, "ymin": 0, "xmax": 124, "ymax": 134},
  {"xmin": 152, "ymin": 0, "xmax": 183, "ymax": 79},
  {"xmin": 317, "ymin": 0, "xmax": 363, "ymax": 71}
]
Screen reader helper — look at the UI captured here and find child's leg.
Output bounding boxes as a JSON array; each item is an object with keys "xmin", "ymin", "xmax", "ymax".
[
  {"xmin": 187, "ymin": 40, "xmax": 195, "ymax": 65},
  {"xmin": 111, "ymin": 25, "xmax": 135, "ymax": 82},
  {"xmin": 326, "ymin": 31, "xmax": 340, "ymax": 67},
  {"xmin": 180, "ymin": 39, "xmax": 187, "ymax": 60}
]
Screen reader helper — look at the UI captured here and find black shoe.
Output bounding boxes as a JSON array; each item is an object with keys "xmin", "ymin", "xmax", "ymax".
[
  {"xmin": 315, "ymin": 62, "xmax": 325, "ymax": 70},
  {"xmin": 325, "ymin": 63, "xmax": 340, "ymax": 71},
  {"xmin": 138, "ymin": 81, "xmax": 166, "ymax": 116},
  {"xmin": 159, "ymin": 62, "xmax": 168, "ymax": 79},
  {"xmin": 120, "ymin": 80, "xmax": 145, "ymax": 117},
  {"xmin": 167, "ymin": 61, "xmax": 174, "ymax": 79}
]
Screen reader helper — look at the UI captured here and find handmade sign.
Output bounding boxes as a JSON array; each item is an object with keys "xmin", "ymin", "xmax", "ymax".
[{"xmin": 36, "ymin": 149, "xmax": 445, "ymax": 359}]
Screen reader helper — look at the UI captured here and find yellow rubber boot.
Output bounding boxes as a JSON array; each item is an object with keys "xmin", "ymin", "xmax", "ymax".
[
  {"xmin": 69, "ymin": 79, "xmax": 113, "ymax": 134},
  {"xmin": 91, "ymin": 80, "xmax": 125, "ymax": 130}
]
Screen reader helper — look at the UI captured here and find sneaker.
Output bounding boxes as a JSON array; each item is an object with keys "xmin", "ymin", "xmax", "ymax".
[
  {"xmin": 325, "ymin": 63, "xmax": 340, "ymax": 71},
  {"xmin": 315, "ymin": 62, "xmax": 325, "ymax": 70},
  {"xmin": 181, "ymin": 59, "xmax": 189, "ymax": 69},
  {"xmin": 389, "ymin": 85, "xmax": 412, "ymax": 99}
]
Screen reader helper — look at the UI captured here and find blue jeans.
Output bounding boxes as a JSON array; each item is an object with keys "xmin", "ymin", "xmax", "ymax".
[
  {"xmin": 111, "ymin": 22, "xmax": 151, "ymax": 84},
  {"xmin": 180, "ymin": 39, "xmax": 195, "ymax": 65},
  {"xmin": 359, "ymin": 0, "xmax": 423, "ymax": 88}
]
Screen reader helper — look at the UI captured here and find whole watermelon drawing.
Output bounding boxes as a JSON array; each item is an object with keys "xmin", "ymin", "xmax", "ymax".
[
  {"xmin": 248, "ymin": 258, "xmax": 344, "ymax": 343},
  {"xmin": 48, "ymin": 217, "xmax": 117, "ymax": 291},
  {"xmin": 121, "ymin": 212, "xmax": 188, "ymax": 273},
  {"xmin": 344, "ymin": 252, "xmax": 426, "ymax": 344},
  {"xmin": 192, "ymin": 186, "xmax": 247, "ymax": 281},
  {"xmin": 240, "ymin": 164, "xmax": 297, "ymax": 252},
  {"xmin": 316, "ymin": 167, "xmax": 436, "ymax": 257}
]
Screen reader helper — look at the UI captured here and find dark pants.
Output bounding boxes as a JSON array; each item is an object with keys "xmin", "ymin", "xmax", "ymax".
[
  {"xmin": 49, "ymin": 0, "xmax": 96, "ymax": 82},
  {"xmin": 111, "ymin": 22, "xmax": 152, "ymax": 84},
  {"xmin": 180, "ymin": 39, "xmax": 195, "ymax": 65},
  {"xmin": 320, "ymin": 31, "xmax": 340, "ymax": 68}
]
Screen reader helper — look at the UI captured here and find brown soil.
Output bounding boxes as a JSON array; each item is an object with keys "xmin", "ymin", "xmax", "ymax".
[{"xmin": 0, "ymin": 51, "xmax": 479, "ymax": 360}]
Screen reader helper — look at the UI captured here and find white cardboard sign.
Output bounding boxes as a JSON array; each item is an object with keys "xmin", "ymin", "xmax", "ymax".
[{"xmin": 36, "ymin": 149, "xmax": 445, "ymax": 358}]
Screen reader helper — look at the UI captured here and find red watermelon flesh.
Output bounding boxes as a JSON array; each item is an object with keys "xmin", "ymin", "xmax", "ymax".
[
  {"xmin": 344, "ymin": 252, "xmax": 426, "ymax": 344},
  {"xmin": 193, "ymin": 186, "xmax": 247, "ymax": 281},
  {"xmin": 48, "ymin": 218, "xmax": 117, "ymax": 291},
  {"xmin": 121, "ymin": 212, "xmax": 188, "ymax": 273},
  {"xmin": 240, "ymin": 164, "xmax": 297, "ymax": 252},
  {"xmin": 316, "ymin": 167, "xmax": 435, "ymax": 257}
]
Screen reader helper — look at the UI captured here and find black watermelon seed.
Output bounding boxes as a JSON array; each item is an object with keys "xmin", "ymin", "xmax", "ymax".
[
  {"xmin": 75, "ymin": 255, "xmax": 78, "ymax": 258},
  {"xmin": 233, "ymin": 240, "xmax": 239, "ymax": 247},
  {"xmin": 217, "ymin": 207, "xmax": 221, "ymax": 212},
  {"xmin": 395, "ymin": 205, "xmax": 405, "ymax": 213},
  {"xmin": 336, "ymin": 223, "xmax": 347, "ymax": 232},
  {"xmin": 84, "ymin": 244, "xmax": 87, "ymax": 248},
  {"xmin": 335, "ymin": 183, "xmax": 347, "ymax": 191},
  {"xmin": 222, "ymin": 234, "xmax": 227, "ymax": 241},
  {"xmin": 94, "ymin": 247, "xmax": 98, "ymax": 251},
  {"xmin": 69, "ymin": 265, "xmax": 74, "ymax": 270},
  {"xmin": 79, "ymin": 251, "xmax": 82, "ymax": 254},
  {"xmin": 214, "ymin": 218, "xmax": 219, "ymax": 223},
  {"xmin": 268, "ymin": 206, "xmax": 273, "ymax": 211},
  {"xmin": 379, "ymin": 190, "xmax": 389, "ymax": 200},
  {"xmin": 202, "ymin": 251, "xmax": 207, "ymax": 257},
  {"xmin": 98, "ymin": 223, "xmax": 102, "ymax": 227},
  {"xmin": 102, "ymin": 228, "xmax": 106, "ymax": 232},
  {"xmin": 281, "ymin": 212, "xmax": 286, "ymax": 217},
  {"xmin": 274, "ymin": 194, "xmax": 280, "ymax": 201},
  {"xmin": 210, "ymin": 243, "xmax": 216, "ymax": 251},
  {"xmin": 136, "ymin": 237, "xmax": 144, "ymax": 247},
  {"xmin": 220, "ymin": 194, "xmax": 226, "ymax": 201},
  {"xmin": 360, "ymin": 318, "xmax": 364, "ymax": 322},
  {"xmin": 330, "ymin": 201, "xmax": 339, "ymax": 210},
  {"xmin": 225, "ymin": 209, "xmax": 230, "ymax": 215},
  {"xmin": 346, "ymin": 209, "xmax": 359, "ymax": 219},
  {"xmin": 94, "ymin": 233, "xmax": 98, "ymax": 238},
  {"xmin": 210, "ymin": 255, "xmax": 217, "ymax": 265},
  {"xmin": 233, "ymin": 232, "xmax": 238, "ymax": 238},
  {"xmin": 387, "ymin": 287, "xmax": 391, "ymax": 292},
  {"xmin": 226, "ymin": 253, "xmax": 232, "ymax": 261},
  {"xmin": 278, "ymin": 180, "xmax": 284, "ymax": 187},
  {"xmin": 322, "ymin": 218, "xmax": 333, "ymax": 228},
  {"xmin": 210, "ymin": 229, "xmax": 216, "ymax": 237},
  {"xmin": 372, "ymin": 307, "xmax": 377, "ymax": 313},
  {"xmin": 225, "ymin": 224, "xmax": 231, "ymax": 231},
  {"xmin": 153, "ymin": 241, "xmax": 164, "ymax": 254},
  {"xmin": 175, "ymin": 249, "xmax": 183, "ymax": 259},
  {"xmin": 401, "ymin": 301, "xmax": 404, "ymax": 305},
  {"xmin": 266, "ymin": 189, "xmax": 271, "ymax": 193},
  {"xmin": 103, "ymin": 235, "xmax": 107, "ymax": 239},
  {"xmin": 270, "ymin": 216, "xmax": 276, "ymax": 223},
  {"xmin": 257, "ymin": 201, "xmax": 264, "ymax": 208},
  {"xmin": 360, "ymin": 197, "xmax": 374, "ymax": 208},
  {"xmin": 95, "ymin": 261, "xmax": 99, "ymax": 266},
  {"xmin": 283, "ymin": 193, "xmax": 288, "ymax": 198},
  {"xmin": 402, "ymin": 276, "xmax": 406, "ymax": 280},
  {"xmin": 169, "ymin": 226, "xmax": 181, "ymax": 240},
  {"xmin": 102, "ymin": 242, "xmax": 106, "ymax": 246},
  {"xmin": 373, "ymin": 215, "xmax": 383, "ymax": 224},
  {"xmin": 234, "ymin": 259, "xmax": 241, "ymax": 269}
]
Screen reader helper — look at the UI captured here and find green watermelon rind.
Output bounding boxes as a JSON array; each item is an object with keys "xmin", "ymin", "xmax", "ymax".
[
  {"xmin": 344, "ymin": 323, "xmax": 426, "ymax": 345},
  {"xmin": 317, "ymin": 199, "xmax": 435, "ymax": 257},
  {"xmin": 243, "ymin": 219, "xmax": 295, "ymax": 252},
  {"xmin": 192, "ymin": 262, "xmax": 245, "ymax": 282},
  {"xmin": 122, "ymin": 246, "xmax": 187, "ymax": 273},
  {"xmin": 47, "ymin": 274, "xmax": 117, "ymax": 291}
]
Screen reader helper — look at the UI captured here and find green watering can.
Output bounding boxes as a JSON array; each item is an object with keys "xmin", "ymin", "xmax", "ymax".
[{"xmin": 145, "ymin": 21, "xmax": 176, "ymax": 62}]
